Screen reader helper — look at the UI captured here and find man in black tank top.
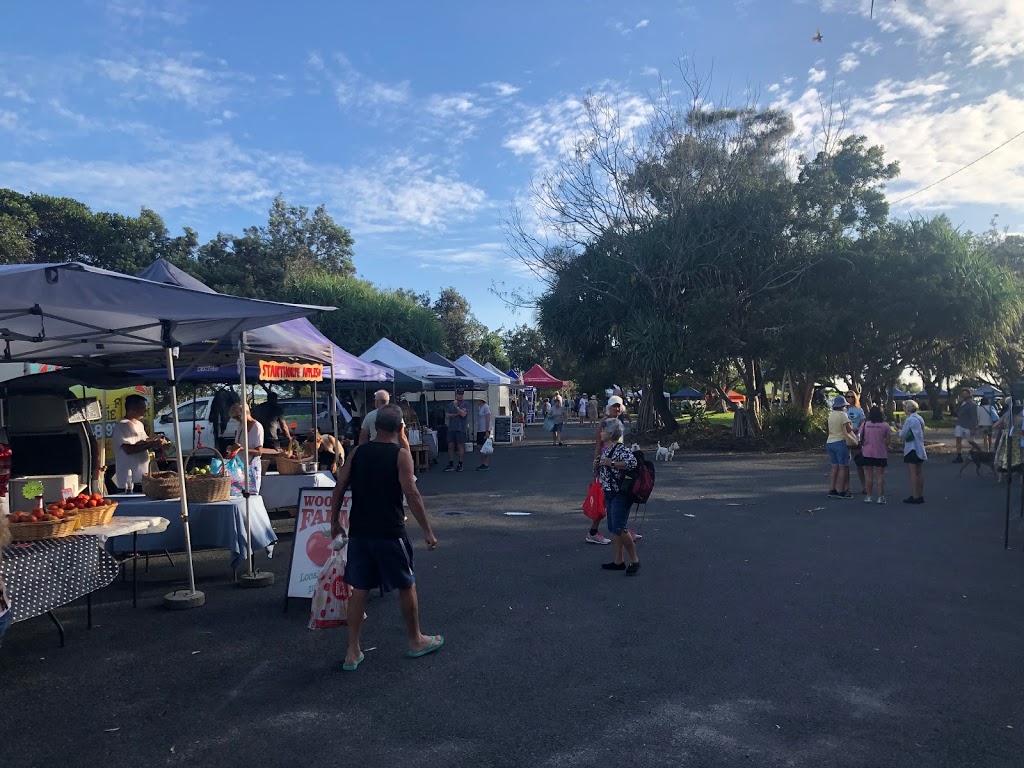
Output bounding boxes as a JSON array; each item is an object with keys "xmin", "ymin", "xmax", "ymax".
[{"xmin": 331, "ymin": 404, "xmax": 442, "ymax": 669}]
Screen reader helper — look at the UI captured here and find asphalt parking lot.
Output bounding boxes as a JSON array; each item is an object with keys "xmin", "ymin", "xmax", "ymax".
[{"xmin": 3, "ymin": 423, "xmax": 1024, "ymax": 768}]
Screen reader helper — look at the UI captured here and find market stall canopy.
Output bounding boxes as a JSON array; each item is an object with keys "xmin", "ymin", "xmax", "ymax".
[
  {"xmin": 521, "ymin": 364, "xmax": 569, "ymax": 389},
  {"xmin": 0, "ymin": 368, "xmax": 151, "ymax": 395},
  {"xmin": 138, "ymin": 259, "xmax": 380, "ymax": 374},
  {"xmin": 0, "ymin": 262, "xmax": 330, "ymax": 365},
  {"xmin": 423, "ymin": 352, "xmax": 487, "ymax": 389},
  {"xmin": 972, "ymin": 385, "xmax": 1002, "ymax": 398},
  {"xmin": 359, "ymin": 337, "xmax": 457, "ymax": 380},
  {"xmin": 891, "ymin": 388, "xmax": 914, "ymax": 401},
  {"xmin": 457, "ymin": 355, "xmax": 512, "ymax": 386},
  {"xmin": 671, "ymin": 387, "xmax": 704, "ymax": 400}
]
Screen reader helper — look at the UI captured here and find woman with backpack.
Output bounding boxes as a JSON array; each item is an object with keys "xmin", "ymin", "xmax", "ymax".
[{"xmin": 595, "ymin": 417, "xmax": 641, "ymax": 575}]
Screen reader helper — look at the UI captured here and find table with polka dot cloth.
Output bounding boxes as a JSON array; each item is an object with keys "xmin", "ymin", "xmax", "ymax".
[{"xmin": 1, "ymin": 534, "xmax": 120, "ymax": 623}]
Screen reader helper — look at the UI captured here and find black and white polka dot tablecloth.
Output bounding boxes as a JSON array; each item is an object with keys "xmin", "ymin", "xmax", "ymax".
[{"xmin": 1, "ymin": 535, "xmax": 120, "ymax": 623}]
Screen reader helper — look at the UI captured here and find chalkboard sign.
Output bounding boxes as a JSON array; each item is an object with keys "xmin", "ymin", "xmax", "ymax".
[{"xmin": 493, "ymin": 415, "xmax": 512, "ymax": 444}]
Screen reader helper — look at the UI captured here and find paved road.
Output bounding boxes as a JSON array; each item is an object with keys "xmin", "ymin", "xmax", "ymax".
[{"xmin": 3, "ymin": 426, "xmax": 1024, "ymax": 767}]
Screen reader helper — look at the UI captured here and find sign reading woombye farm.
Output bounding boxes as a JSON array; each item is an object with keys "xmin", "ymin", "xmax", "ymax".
[{"xmin": 259, "ymin": 360, "xmax": 324, "ymax": 382}]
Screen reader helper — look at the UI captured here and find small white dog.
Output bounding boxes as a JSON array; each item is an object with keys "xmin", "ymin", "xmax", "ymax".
[
  {"xmin": 630, "ymin": 443, "xmax": 641, "ymax": 452},
  {"xmin": 655, "ymin": 441, "xmax": 680, "ymax": 461}
]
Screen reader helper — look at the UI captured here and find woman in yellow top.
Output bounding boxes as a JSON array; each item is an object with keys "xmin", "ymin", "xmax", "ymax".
[{"xmin": 826, "ymin": 395, "xmax": 857, "ymax": 498}]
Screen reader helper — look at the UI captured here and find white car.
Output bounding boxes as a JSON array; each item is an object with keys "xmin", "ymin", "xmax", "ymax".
[{"xmin": 154, "ymin": 396, "xmax": 239, "ymax": 453}]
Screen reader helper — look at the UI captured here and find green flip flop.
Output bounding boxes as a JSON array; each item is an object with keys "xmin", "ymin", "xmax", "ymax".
[
  {"xmin": 406, "ymin": 635, "xmax": 444, "ymax": 658},
  {"xmin": 342, "ymin": 652, "xmax": 365, "ymax": 671}
]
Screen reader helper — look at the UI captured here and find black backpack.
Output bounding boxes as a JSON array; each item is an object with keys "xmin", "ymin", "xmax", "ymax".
[{"xmin": 621, "ymin": 448, "xmax": 656, "ymax": 504}]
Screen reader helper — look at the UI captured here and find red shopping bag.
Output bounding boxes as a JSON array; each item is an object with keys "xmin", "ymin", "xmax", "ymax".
[
  {"xmin": 308, "ymin": 548, "xmax": 352, "ymax": 629},
  {"xmin": 582, "ymin": 479, "xmax": 606, "ymax": 522}
]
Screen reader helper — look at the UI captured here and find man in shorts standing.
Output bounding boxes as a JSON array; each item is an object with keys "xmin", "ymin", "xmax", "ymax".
[
  {"xmin": 953, "ymin": 388, "xmax": 978, "ymax": 463},
  {"xmin": 331, "ymin": 404, "xmax": 442, "ymax": 670},
  {"xmin": 444, "ymin": 390, "xmax": 468, "ymax": 472}
]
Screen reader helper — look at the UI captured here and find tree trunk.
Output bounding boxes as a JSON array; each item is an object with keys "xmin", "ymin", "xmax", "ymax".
[
  {"xmin": 924, "ymin": 379, "xmax": 943, "ymax": 422},
  {"xmin": 740, "ymin": 357, "xmax": 762, "ymax": 433},
  {"xmin": 792, "ymin": 370, "xmax": 816, "ymax": 413},
  {"xmin": 636, "ymin": 373, "xmax": 675, "ymax": 433}
]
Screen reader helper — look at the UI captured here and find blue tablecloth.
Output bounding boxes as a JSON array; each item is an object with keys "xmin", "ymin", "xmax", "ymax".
[{"xmin": 107, "ymin": 494, "xmax": 277, "ymax": 570}]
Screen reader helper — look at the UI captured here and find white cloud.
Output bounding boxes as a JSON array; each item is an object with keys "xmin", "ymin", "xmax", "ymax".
[
  {"xmin": 96, "ymin": 53, "xmax": 236, "ymax": 109},
  {"xmin": 641, "ymin": 66, "xmax": 660, "ymax": 77},
  {"xmin": 486, "ymin": 81, "xmax": 521, "ymax": 97},
  {"xmin": 410, "ymin": 243, "xmax": 509, "ymax": 274},
  {"xmin": 607, "ymin": 18, "xmax": 650, "ymax": 36},
  {"xmin": 0, "ymin": 110, "xmax": 19, "ymax": 131},
  {"xmin": 852, "ymin": 37, "xmax": 882, "ymax": 56},
  {"xmin": 838, "ymin": 53, "xmax": 860, "ymax": 72},
  {"xmin": 808, "ymin": 68, "xmax": 827, "ymax": 84},
  {"xmin": 103, "ymin": 0, "xmax": 190, "ymax": 26},
  {"xmin": 635, "ymin": 19, "xmax": 650, "ymax": 29}
]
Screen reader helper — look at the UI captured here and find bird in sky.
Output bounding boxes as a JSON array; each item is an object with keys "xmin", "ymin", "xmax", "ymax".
[{"xmin": 812, "ymin": 28, "xmax": 823, "ymax": 43}]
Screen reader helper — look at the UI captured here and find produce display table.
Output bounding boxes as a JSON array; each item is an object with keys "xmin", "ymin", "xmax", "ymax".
[
  {"xmin": 107, "ymin": 494, "xmax": 277, "ymax": 570},
  {"xmin": 1, "ymin": 534, "xmax": 119, "ymax": 645},
  {"xmin": 261, "ymin": 471, "xmax": 335, "ymax": 511}
]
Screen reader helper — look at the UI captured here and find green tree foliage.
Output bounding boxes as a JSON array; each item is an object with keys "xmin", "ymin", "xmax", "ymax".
[
  {"xmin": 473, "ymin": 331, "xmax": 510, "ymax": 371},
  {"xmin": 432, "ymin": 287, "xmax": 487, "ymax": 357},
  {"xmin": 500, "ymin": 324, "xmax": 549, "ymax": 373},
  {"xmin": 283, "ymin": 272, "xmax": 445, "ymax": 357}
]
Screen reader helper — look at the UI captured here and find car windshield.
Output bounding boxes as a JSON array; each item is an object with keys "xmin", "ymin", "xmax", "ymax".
[{"xmin": 176, "ymin": 400, "xmax": 209, "ymax": 420}]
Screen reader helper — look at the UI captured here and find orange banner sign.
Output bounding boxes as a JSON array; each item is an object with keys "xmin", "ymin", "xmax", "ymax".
[{"xmin": 259, "ymin": 360, "xmax": 324, "ymax": 381}]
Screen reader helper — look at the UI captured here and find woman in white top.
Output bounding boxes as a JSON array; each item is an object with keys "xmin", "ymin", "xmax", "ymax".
[
  {"xmin": 901, "ymin": 400, "xmax": 927, "ymax": 504},
  {"xmin": 231, "ymin": 403, "xmax": 266, "ymax": 493}
]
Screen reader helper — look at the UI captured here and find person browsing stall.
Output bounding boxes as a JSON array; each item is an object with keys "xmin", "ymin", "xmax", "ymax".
[
  {"xmin": 475, "ymin": 397, "xmax": 492, "ymax": 471},
  {"xmin": 359, "ymin": 389, "xmax": 411, "ymax": 456},
  {"xmin": 331, "ymin": 404, "xmax": 442, "ymax": 670},
  {"xmin": 113, "ymin": 394, "xmax": 166, "ymax": 491},
  {"xmin": 444, "ymin": 390, "xmax": 469, "ymax": 472}
]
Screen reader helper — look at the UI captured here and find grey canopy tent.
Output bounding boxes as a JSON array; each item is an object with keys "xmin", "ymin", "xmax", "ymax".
[{"xmin": 0, "ymin": 261, "xmax": 331, "ymax": 606}]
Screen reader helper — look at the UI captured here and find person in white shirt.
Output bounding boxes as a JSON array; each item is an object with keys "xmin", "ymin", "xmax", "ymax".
[
  {"xmin": 113, "ymin": 395, "xmax": 165, "ymax": 491},
  {"xmin": 976, "ymin": 396, "xmax": 998, "ymax": 451},
  {"xmin": 359, "ymin": 389, "xmax": 410, "ymax": 454},
  {"xmin": 475, "ymin": 398, "xmax": 492, "ymax": 471},
  {"xmin": 230, "ymin": 402, "xmax": 265, "ymax": 493}
]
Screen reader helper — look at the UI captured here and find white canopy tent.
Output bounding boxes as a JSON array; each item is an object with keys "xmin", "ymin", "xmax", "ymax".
[
  {"xmin": 359, "ymin": 338, "xmax": 456, "ymax": 380},
  {"xmin": 454, "ymin": 354, "xmax": 511, "ymax": 416},
  {"xmin": 0, "ymin": 262, "xmax": 331, "ymax": 607}
]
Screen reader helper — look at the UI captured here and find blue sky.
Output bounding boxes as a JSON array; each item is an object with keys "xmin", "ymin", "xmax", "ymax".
[{"xmin": 2, "ymin": 1, "xmax": 1022, "ymax": 332}]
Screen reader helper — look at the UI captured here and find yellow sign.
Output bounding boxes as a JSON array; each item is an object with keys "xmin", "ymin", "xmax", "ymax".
[{"xmin": 259, "ymin": 360, "xmax": 324, "ymax": 382}]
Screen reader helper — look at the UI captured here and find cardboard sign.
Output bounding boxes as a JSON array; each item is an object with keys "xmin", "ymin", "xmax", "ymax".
[
  {"xmin": 259, "ymin": 360, "xmax": 324, "ymax": 382},
  {"xmin": 286, "ymin": 487, "xmax": 350, "ymax": 599}
]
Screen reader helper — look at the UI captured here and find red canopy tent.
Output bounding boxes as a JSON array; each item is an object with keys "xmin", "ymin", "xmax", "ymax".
[{"xmin": 521, "ymin": 364, "xmax": 569, "ymax": 389}]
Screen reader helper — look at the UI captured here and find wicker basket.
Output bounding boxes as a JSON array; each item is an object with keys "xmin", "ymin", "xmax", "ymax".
[
  {"xmin": 75, "ymin": 501, "xmax": 118, "ymax": 528},
  {"xmin": 10, "ymin": 515, "xmax": 79, "ymax": 541},
  {"xmin": 183, "ymin": 447, "xmax": 231, "ymax": 503},
  {"xmin": 274, "ymin": 455, "xmax": 308, "ymax": 475},
  {"xmin": 142, "ymin": 471, "xmax": 181, "ymax": 500}
]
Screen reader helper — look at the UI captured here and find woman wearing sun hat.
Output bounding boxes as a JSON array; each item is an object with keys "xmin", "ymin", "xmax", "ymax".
[{"xmin": 826, "ymin": 395, "xmax": 856, "ymax": 498}]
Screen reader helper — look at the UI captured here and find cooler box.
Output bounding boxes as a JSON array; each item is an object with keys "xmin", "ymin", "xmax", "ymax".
[{"xmin": 10, "ymin": 474, "xmax": 80, "ymax": 513}]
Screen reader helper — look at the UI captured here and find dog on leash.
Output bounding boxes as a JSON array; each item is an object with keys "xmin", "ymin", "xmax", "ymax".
[
  {"xmin": 655, "ymin": 441, "xmax": 680, "ymax": 461},
  {"xmin": 961, "ymin": 440, "xmax": 996, "ymax": 477}
]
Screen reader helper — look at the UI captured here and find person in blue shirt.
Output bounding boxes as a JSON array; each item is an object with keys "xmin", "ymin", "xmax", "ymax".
[{"xmin": 846, "ymin": 391, "xmax": 869, "ymax": 496}]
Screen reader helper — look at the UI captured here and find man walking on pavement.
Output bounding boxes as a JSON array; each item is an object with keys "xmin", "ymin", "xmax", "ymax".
[
  {"xmin": 444, "ymin": 389, "xmax": 469, "ymax": 472},
  {"xmin": 953, "ymin": 388, "xmax": 978, "ymax": 463},
  {"xmin": 331, "ymin": 404, "xmax": 442, "ymax": 670}
]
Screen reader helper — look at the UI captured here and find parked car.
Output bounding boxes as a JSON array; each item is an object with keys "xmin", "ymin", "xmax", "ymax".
[{"xmin": 154, "ymin": 396, "xmax": 239, "ymax": 454}]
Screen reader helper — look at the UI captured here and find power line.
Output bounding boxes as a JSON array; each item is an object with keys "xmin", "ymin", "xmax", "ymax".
[{"xmin": 890, "ymin": 127, "xmax": 1024, "ymax": 205}]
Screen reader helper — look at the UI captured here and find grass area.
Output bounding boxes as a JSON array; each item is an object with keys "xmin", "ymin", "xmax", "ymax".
[{"xmin": 675, "ymin": 412, "xmax": 734, "ymax": 427}]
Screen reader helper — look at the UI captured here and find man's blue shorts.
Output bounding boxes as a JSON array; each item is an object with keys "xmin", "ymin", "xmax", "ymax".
[{"xmin": 344, "ymin": 535, "xmax": 416, "ymax": 593}]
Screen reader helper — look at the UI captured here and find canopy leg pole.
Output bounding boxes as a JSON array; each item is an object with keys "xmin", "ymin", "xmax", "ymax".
[
  {"xmin": 162, "ymin": 348, "xmax": 205, "ymax": 610},
  {"xmin": 238, "ymin": 344, "xmax": 273, "ymax": 588},
  {"xmin": 329, "ymin": 347, "xmax": 340, "ymax": 473}
]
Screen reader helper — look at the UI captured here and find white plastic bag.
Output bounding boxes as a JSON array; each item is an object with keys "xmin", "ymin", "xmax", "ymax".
[{"xmin": 480, "ymin": 437, "xmax": 494, "ymax": 455}]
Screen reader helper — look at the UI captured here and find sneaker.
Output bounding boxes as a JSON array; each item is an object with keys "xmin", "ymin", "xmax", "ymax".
[
  {"xmin": 953, "ymin": 455, "xmax": 964, "ymax": 463},
  {"xmin": 840, "ymin": 492, "xmax": 853, "ymax": 499},
  {"xmin": 443, "ymin": 463, "xmax": 455, "ymax": 472},
  {"xmin": 902, "ymin": 496, "xmax": 916, "ymax": 504},
  {"xmin": 913, "ymin": 497, "xmax": 925, "ymax": 504},
  {"xmin": 877, "ymin": 496, "xmax": 887, "ymax": 504},
  {"xmin": 476, "ymin": 464, "xmax": 489, "ymax": 471},
  {"xmin": 628, "ymin": 529, "xmax": 643, "ymax": 542},
  {"xmin": 625, "ymin": 562, "xmax": 641, "ymax": 576},
  {"xmin": 827, "ymin": 489, "xmax": 840, "ymax": 497},
  {"xmin": 586, "ymin": 533, "xmax": 612, "ymax": 545},
  {"xmin": 456, "ymin": 463, "xmax": 464, "ymax": 472},
  {"xmin": 864, "ymin": 496, "xmax": 874, "ymax": 504},
  {"xmin": 601, "ymin": 561, "xmax": 626, "ymax": 570}
]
